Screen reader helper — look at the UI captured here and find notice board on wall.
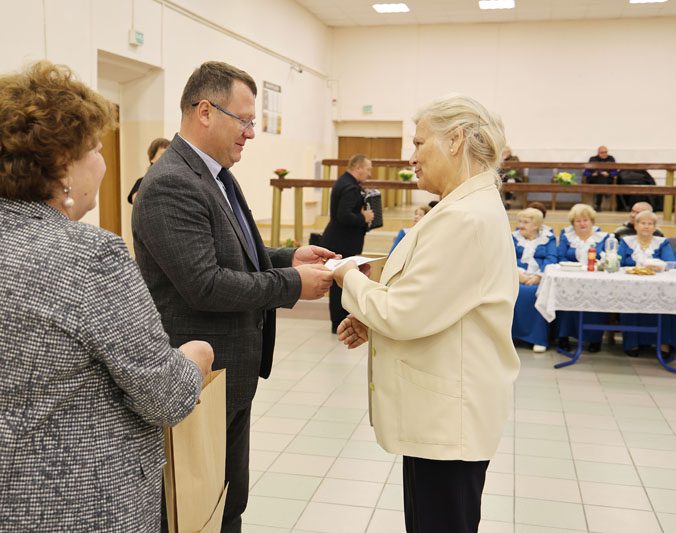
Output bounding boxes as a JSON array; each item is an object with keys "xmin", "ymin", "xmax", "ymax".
[{"xmin": 262, "ymin": 81, "xmax": 282, "ymax": 134}]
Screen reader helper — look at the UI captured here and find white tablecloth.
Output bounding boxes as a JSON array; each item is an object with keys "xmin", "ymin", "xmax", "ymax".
[{"xmin": 535, "ymin": 265, "xmax": 676, "ymax": 322}]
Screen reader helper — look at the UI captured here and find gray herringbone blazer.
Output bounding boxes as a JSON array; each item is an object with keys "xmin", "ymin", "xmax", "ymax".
[
  {"xmin": 132, "ymin": 135, "xmax": 301, "ymax": 410},
  {"xmin": 0, "ymin": 200, "xmax": 202, "ymax": 532}
]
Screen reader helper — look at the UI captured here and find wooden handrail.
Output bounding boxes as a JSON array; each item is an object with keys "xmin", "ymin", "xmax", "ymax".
[
  {"xmin": 269, "ymin": 178, "xmax": 418, "ymax": 189},
  {"xmin": 501, "ymin": 161, "xmax": 676, "ymax": 171},
  {"xmin": 268, "ymin": 178, "xmax": 676, "ymax": 247},
  {"xmin": 321, "ymin": 159, "xmax": 676, "ymax": 171},
  {"xmin": 321, "ymin": 158, "xmax": 410, "ymax": 167},
  {"xmin": 501, "ymin": 183, "xmax": 676, "ymax": 195},
  {"xmin": 273, "ymin": 180, "xmax": 676, "ymax": 195},
  {"xmin": 269, "ymin": 161, "xmax": 676, "ymax": 247}
]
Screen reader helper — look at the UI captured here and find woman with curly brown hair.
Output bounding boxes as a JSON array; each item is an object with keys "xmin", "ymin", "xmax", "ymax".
[{"xmin": 0, "ymin": 61, "xmax": 213, "ymax": 531}]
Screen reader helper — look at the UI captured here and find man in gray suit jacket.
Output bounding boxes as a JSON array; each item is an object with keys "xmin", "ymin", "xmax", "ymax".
[{"xmin": 132, "ymin": 61, "xmax": 335, "ymax": 532}]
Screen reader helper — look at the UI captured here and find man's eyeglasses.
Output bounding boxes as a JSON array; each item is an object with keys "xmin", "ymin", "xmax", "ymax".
[{"xmin": 192, "ymin": 100, "xmax": 255, "ymax": 132}]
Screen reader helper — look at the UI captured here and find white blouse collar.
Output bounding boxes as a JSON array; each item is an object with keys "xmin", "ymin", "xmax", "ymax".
[
  {"xmin": 513, "ymin": 229, "xmax": 550, "ymax": 274},
  {"xmin": 624, "ymin": 235, "xmax": 666, "ymax": 265},
  {"xmin": 563, "ymin": 226, "xmax": 607, "ymax": 263}
]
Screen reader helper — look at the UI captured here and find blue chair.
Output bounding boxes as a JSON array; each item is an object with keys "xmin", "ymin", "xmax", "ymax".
[{"xmin": 668, "ymin": 237, "xmax": 676, "ymax": 254}]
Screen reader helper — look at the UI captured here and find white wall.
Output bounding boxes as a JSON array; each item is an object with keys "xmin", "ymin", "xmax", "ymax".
[
  {"xmin": 119, "ymin": 67, "xmax": 166, "ymax": 245},
  {"xmin": 3, "ymin": 5, "xmax": 675, "ymax": 238},
  {"xmin": 331, "ymin": 17, "xmax": 676, "ymax": 183},
  {"xmin": 0, "ymin": 0, "xmax": 334, "ymax": 243},
  {"xmin": 161, "ymin": 4, "xmax": 333, "ymax": 228}
]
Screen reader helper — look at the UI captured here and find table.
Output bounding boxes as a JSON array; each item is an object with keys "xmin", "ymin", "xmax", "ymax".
[{"xmin": 535, "ymin": 265, "xmax": 676, "ymax": 372}]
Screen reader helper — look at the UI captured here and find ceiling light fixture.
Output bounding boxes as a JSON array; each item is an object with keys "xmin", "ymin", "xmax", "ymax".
[
  {"xmin": 479, "ymin": 0, "xmax": 516, "ymax": 9},
  {"xmin": 372, "ymin": 3, "xmax": 410, "ymax": 14},
  {"xmin": 629, "ymin": 0, "xmax": 668, "ymax": 3}
]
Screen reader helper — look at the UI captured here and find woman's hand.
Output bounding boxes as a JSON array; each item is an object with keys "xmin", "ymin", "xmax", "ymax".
[
  {"xmin": 337, "ymin": 315, "xmax": 369, "ymax": 349},
  {"xmin": 524, "ymin": 275, "xmax": 541, "ymax": 286},
  {"xmin": 179, "ymin": 340, "xmax": 214, "ymax": 380},
  {"xmin": 518, "ymin": 271, "xmax": 530, "ymax": 284},
  {"xmin": 333, "ymin": 260, "xmax": 359, "ymax": 288},
  {"xmin": 292, "ymin": 245, "xmax": 339, "ymax": 266}
]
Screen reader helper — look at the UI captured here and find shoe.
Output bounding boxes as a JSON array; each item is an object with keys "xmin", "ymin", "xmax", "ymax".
[
  {"xmin": 558, "ymin": 337, "xmax": 571, "ymax": 352},
  {"xmin": 533, "ymin": 344, "xmax": 547, "ymax": 353},
  {"xmin": 588, "ymin": 342, "xmax": 601, "ymax": 353},
  {"xmin": 625, "ymin": 348, "xmax": 639, "ymax": 357}
]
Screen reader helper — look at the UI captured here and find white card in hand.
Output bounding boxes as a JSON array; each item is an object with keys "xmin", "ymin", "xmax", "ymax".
[{"xmin": 324, "ymin": 255, "xmax": 384, "ymax": 271}]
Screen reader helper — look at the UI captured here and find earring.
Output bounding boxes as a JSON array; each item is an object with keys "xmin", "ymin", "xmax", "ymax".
[{"xmin": 63, "ymin": 186, "xmax": 75, "ymax": 208}]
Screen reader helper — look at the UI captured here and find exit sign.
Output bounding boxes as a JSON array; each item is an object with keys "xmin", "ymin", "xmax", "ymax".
[{"xmin": 128, "ymin": 29, "xmax": 144, "ymax": 47}]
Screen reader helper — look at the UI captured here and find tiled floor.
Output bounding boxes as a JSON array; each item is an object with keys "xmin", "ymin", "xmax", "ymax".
[{"xmin": 242, "ymin": 318, "xmax": 676, "ymax": 533}]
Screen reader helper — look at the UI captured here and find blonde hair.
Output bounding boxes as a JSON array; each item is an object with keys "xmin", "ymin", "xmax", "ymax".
[
  {"xmin": 415, "ymin": 205, "xmax": 431, "ymax": 216},
  {"xmin": 413, "ymin": 94, "xmax": 506, "ymax": 187},
  {"xmin": 517, "ymin": 207, "xmax": 543, "ymax": 227},
  {"xmin": 635, "ymin": 210, "xmax": 658, "ymax": 224},
  {"xmin": 568, "ymin": 203, "xmax": 596, "ymax": 225}
]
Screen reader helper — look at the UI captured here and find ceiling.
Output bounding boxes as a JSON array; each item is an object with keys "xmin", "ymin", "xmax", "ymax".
[{"xmin": 294, "ymin": 0, "xmax": 676, "ymax": 26}]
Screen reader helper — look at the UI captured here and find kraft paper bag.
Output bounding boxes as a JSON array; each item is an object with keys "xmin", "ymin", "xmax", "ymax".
[{"xmin": 164, "ymin": 369, "xmax": 227, "ymax": 533}]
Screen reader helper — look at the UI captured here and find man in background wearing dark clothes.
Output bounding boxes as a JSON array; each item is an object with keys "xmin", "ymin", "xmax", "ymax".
[
  {"xmin": 583, "ymin": 145, "xmax": 618, "ymax": 211},
  {"xmin": 321, "ymin": 154, "xmax": 374, "ymax": 333},
  {"xmin": 615, "ymin": 201, "xmax": 664, "ymax": 241}
]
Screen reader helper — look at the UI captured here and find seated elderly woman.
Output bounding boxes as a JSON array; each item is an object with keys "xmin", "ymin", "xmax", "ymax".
[
  {"xmin": 332, "ymin": 94, "xmax": 520, "ymax": 533},
  {"xmin": 618, "ymin": 210, "xmax": 676, "ymax": 358},
  {"xmin": 556, "ymin": 203, "xmax": 609, "ymax": 353},
  {"xmin": 526, "ymin": 202, "xmax": 553, "ymax": 237},
  {"xmin": 512, "ymin": 207, "xmax": 558, "ymax": 352},
  {"xmin": 0, "ymin": 61, "xmax": 213, "ymax": 530}
]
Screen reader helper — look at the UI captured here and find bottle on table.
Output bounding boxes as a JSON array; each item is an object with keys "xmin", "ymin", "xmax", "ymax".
[
  {"xmin": 604, "ymin": 235, "xmax": 620, "ymax": 273},
  {"xmin": 587, "ymin": 246, "xmax": 597, "ymax": 272}
]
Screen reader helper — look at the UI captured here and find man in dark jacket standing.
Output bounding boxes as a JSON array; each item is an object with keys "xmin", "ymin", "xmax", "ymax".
[
  {"xmin": 321, "ymin": 154, "xmax": 374, "ymax": 332},
  {"xmin": 132, "ymin": 61, "xmax": 335, "ymax": 532}
]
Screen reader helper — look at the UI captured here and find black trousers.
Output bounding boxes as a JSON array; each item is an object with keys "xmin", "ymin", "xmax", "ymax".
[
  {"xmin": 221, "ymin": 405, "xmax": 251, "ymax": 533},
  {"xmin": 403, "ymin": 456, "xmax": 489, "ymax": 533},
  {"xmin": 329, "ymin": 281, "xmax": 349, "ymax": 331}
]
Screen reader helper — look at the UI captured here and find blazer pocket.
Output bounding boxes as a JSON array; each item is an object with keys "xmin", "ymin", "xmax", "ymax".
[
  {"xmin": 129, "ymin": 427, "xmax": 164, "ymax": 479},
  {"xmin": 396, "ymin": 360, "xmax": 461, "ymax": 445}
]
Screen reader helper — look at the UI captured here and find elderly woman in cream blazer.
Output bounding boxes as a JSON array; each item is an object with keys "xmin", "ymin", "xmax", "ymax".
[{"xmin": 334, "ymin": 95, "xmax": 520, "ymax": 533}]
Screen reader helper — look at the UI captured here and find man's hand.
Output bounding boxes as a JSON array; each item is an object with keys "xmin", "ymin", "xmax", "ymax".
[
  {"xmin": 292, "ymin": 245, "xmax": 339, "ymax": 267},
  {"xmin": 362, "ymin": 208, "xmax": 375, "ymax": 224},
  {"xmin": 337, "ymin": 315, "xmax": 369, "ymax": 349},
  {"xmin": 333, "ymin": 259, "xmax": 359, "ymax": 288},
  {"xmin": 179, "ymin": 340, "xmax": 214, "ymax": 380},
  {"xmin": 295, "ymin": 264, "xmax": 334, "ymax": 299}
]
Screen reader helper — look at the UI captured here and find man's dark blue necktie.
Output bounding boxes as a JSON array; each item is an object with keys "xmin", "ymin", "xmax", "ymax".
[{"xmin": 217, "ymin": 168, "xmax": 260, "ymax": 270}]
